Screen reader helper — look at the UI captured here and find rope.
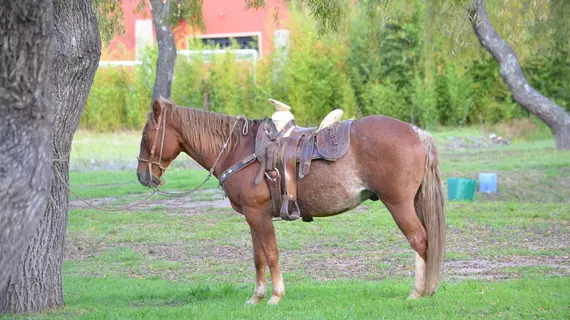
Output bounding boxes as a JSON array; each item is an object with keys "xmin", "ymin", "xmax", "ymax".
[
  {"xmin": 53, "ymin": 165, "xmax": 157, "ymax": 212},
  {"xmin": 242, "ymin": 117, "xmax": 249, "ymax": 135}
]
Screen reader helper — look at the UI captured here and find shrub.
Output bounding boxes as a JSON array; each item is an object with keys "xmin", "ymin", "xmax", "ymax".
[{"xmin": 82, "ymin": 66, "xmax": 132, "ymax": 131}]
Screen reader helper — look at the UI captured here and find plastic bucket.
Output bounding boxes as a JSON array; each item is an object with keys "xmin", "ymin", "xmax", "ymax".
[
  {"xmin": 478, "ymin": 172, "xmax": 498, "ymax": 193},
  {"xmin": 447, "ymin": 178, "xmax": 476, "ymax": 201}
]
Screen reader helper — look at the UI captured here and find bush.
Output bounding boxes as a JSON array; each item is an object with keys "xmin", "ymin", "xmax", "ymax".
[
  {"xmin": 82, "ymin": 66, "xmax": 132, "ymax": 131},
  {"xmin": 82, "ymin": 47, "xmax": 155, "ymax": 132}
]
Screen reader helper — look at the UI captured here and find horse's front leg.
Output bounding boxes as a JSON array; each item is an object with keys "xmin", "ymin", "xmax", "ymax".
[
  {"xmin": 244, "ymin": 206, "xmax": 285, "ymax": 305},
  {"xmin": 246, "ymin": 226, "xmax": 267, "ymax": 304}
]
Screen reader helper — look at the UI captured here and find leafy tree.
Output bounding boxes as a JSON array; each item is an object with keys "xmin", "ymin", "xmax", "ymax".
[{"xmin": 468, "ymin": 0, "xmax": 570, "ymax": 149}]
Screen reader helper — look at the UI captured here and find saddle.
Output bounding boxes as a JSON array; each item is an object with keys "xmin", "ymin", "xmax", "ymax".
[{"xmin": 219, "ymin": 115, "xmax": 353, "ymax": 222}]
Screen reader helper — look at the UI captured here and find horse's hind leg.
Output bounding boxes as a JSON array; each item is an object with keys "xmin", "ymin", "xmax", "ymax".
[
  {"xmin": 410, "ymin": 252, "xmax": 426, "ymax": 299},
  {"xmin": 384, "ymin": 201, "xmax": 428, "ymax": 299}
]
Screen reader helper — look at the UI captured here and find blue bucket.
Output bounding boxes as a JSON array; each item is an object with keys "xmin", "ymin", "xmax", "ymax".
[
  {"xmin": 478, "ymin": 172, "xmax": 498, "ymax": 193},
  {"xmin": 448, "ymin": 178, "xmax": 476, "ymax": 201}
]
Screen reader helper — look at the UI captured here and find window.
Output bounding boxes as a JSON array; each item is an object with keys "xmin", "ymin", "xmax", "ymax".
[
  {"xmin": 186, "ymin": 32, "xmax": 262, "ymax": 60},
  {"xmin": 201, "ymin": 35, "xmax": 259, "ymax": 52}
]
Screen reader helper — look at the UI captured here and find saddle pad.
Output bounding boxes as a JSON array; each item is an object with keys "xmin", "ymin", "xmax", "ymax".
[{"xmin": 316, "ymin": 120, "xmax": 353, "ymax": 160}]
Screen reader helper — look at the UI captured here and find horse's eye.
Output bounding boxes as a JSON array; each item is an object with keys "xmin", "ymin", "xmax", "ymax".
[{"xmin": 142, "ymin": 134, "xmax": 150, "ymax": 142}]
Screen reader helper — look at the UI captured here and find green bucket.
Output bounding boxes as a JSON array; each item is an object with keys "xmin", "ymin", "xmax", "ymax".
[{"xmin": 447, "ymin": 177, "xmax": 476, "ymax": 201}]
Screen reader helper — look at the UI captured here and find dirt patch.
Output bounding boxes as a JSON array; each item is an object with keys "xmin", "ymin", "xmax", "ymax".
[
  {"xmin": 71, "ymin": 247, "xmax": 569, "ymax": 283},
  {"xmin": 65, "ymin": 232, "xmax": 570, "ymax": 283},
  {"xmin": 445, "ymin": 256, "xmax": 570, "ymax": 281},
  {"xmin": 66, "ymin": 193, "xmax": 569, "ymax": 283},
  {"xmin": 442, "ymin": 135, "xmax": 511, "ymax": 152},
  {"xmin": 70, "ymin": 189, "xmax": 230, "ymax": 212}
]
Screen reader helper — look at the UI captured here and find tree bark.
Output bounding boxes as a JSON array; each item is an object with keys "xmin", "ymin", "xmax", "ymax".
[
  {"xmin": 0, "ymin": 1, "xmax": 54, "ymax": 292},
  {"xmin": 0, "ymin": 0, "xmax": 101, "ymax": 313},
  {"xmin": 468, "ymin": 0, "xmax": 570, "ymax": 150},
  {"xmin": 150, "ymin": 0, "xmax": 177, "ymax": 100}
]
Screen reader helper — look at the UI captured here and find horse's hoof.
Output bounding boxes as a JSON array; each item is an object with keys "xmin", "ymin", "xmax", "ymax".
[
  {"xmin": 407, "ymin": 290, "xmax": 422, "ymax": 300},
  {"xmin": 246, "ymin": 296, "xmax": 264, "ymax": 305},
  {"xmin": 267, "ymin": 296, "xmax": 282, "ymax": 305}
]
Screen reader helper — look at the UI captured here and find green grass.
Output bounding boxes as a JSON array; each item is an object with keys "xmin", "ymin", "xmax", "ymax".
[
  {"xmin": 72, "ymin": 130, "xmax": 144, "ymax": 162},
  {"xmin": 69, "ymin": 169, "xmax": 220, "ymax": 199},
  {"xmin": 5, "ymin": 276, "xmax": 568, "ymax": 319}
]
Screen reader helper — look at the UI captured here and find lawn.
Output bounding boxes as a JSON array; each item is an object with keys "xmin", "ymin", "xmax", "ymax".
[
  {"xmin": 6, "ymin": 127, "xmax": 568, "ymax": 319},
  {"xmin": 12, "ymin": 277, "xmax": 570, "ymax": 319}
]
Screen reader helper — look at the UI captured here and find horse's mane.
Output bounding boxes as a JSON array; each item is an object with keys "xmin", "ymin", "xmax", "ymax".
[{"xmin": 150, "ymin": 99, "xmax": 264, "ymax": 155}]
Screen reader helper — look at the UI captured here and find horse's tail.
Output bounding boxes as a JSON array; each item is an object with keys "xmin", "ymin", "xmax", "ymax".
[{"xmin": 415, "ymin": 128, "xmax": 446, "ymax": 295}]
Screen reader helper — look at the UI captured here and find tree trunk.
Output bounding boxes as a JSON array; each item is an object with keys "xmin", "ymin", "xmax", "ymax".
[
  {"xmin": 0, "ymin": 1, "xmax": 54, "ymax": 292},
  {"xmin": 0, "ymin": 0, "xmax": 101, "ymax": 313},
  {"xmin": 468, "ymin": 0, "xmax": 570, "ymax": 150},
  {"xmin": 150, "ymin": 0, "xmax": 177, "ymax": 100}
]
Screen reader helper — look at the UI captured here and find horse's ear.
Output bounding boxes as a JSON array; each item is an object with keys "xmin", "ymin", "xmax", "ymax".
[{"xmin": 152, "ymin": 97, "xmax": 164, "ymax": 121}]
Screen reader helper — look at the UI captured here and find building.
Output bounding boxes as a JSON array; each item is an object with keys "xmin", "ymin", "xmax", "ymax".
[{"xmin": 101, "ymin": 0, "xmax": 290, "ymax": 63}]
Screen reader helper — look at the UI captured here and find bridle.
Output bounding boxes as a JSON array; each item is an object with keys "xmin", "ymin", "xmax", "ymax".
[
  {"xmin": 137, "ymin": 108, "xmax": 168, "ymax": 184},
  {"xmin": 136, "ymin": 106, "xmax": 248, "ymax": 194}
]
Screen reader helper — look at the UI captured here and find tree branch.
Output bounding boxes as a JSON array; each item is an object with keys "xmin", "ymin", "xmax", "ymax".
[{"xmin": 468, "ymin": 0, "xmax": 570, "ymax": 134}]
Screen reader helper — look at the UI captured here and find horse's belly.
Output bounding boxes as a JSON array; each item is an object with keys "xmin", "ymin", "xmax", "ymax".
[{"xmin": 296, "ymin": 160, "xmax": 367, "ymax": 217}]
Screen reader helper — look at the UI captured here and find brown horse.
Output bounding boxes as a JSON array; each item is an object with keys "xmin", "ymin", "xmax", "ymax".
[{"xmin": 136, "ymin": 97, "xmax": 446, "ymax": 305}]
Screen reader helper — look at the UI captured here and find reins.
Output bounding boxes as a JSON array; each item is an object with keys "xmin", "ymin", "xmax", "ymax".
[{"xmin": 149, "ymin": 113, "xmax": 247, "ymax": 198}]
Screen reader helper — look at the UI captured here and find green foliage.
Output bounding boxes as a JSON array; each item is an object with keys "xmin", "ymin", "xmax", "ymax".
[
  {"xmin": 208, "ymin": 49, "xmax": 243, "ymax": 115},
  {"xmin": 125, "ymin": 47, "xmax": 157, "ymax": 128},
  {"xmin": 82, "ymin": 47, "xmax": 156, "ymax": 131},
  {"xmin": 524, "ymin": 52, "xmax": 570, "ymax": 113},
  {"xmin": 169, "ymin": 0, "xmax": 205, "ymax": 30},
  {"xmin": 410, "ymin": 73, "xmax": 438, "ymax": 127},
  {"xmin": 276, "ymin": 9, "xmax": 357, "ymax": 126},
  {"xmin": 466, "ymin": 54, "xmax": 523, "ymax": 124},
  {"xmin": 172, "ymin": 48, "xmax": 206, "ymax": 109},
  {"xmin": 432, "ymin": 61, "xmax": 475, "ymax": 126},
  {"xmin": 346, "ymin": 1, "xmax": 433, "ymax": 126},
  {"xmin": 81, "ymin": 67, "xmax": 131, "ymax": 132},
  {"xmin": 91, "ymin": 0, "xmax": 125, "ymax": 45}
]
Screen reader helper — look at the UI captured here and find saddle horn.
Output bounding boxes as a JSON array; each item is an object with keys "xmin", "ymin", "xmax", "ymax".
[{"xmin": 268, "ymin": 99, "xmax": 292, "ymax": 112}]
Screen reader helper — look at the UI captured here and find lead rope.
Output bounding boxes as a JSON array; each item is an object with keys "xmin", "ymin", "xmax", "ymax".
[{"xmin": 51, "ymin": 161, "xmax": 157, "ymax": 212}]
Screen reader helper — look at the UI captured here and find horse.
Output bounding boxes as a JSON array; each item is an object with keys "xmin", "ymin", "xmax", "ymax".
[{"xmin": 136, "ymin": 97, "xmax": 446, "ymax": 305}]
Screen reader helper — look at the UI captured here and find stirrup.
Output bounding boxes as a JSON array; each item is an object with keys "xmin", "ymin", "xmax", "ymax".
[{"xmin": 279, "ymin": 196, "xmax": 300, "ymax": 221}]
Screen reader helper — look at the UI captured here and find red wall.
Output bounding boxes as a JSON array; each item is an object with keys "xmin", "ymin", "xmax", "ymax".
[{"xmin": 102, "ymin": 0, "xmax": 289, "ymax": 60}]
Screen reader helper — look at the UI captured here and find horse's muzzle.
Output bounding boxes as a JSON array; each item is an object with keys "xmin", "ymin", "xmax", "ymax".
[{"xmin": 137, "ymin": 171, "xmax": 164, "ymax": 188}]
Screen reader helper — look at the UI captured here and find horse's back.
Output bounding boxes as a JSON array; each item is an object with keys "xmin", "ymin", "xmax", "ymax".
[
  {"xmin": 351, "ymin": 115, "xmax": 423, "ymax": 148},
  {"xmin": 350, "ymin": 115, "xmax": 427, "ymax": 203},
  {"xmin": 296, "ymin": 115, "xmax": 426, "ymax": 217}
]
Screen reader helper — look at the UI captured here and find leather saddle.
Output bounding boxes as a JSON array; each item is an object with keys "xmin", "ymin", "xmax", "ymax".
[
  {"xmin": 253, "ymin": 118, "xmax": 353, "ymax": 222},
  {"xmin": 219, "ymin": 117, "xmax": 353, "ymax": 222}
]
